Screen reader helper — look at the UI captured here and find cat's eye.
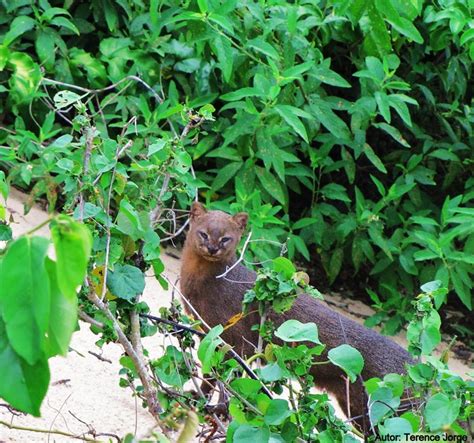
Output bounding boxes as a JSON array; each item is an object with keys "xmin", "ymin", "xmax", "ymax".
[
  {"xmin": 198, "ymin": 231, "xmax": 208, "ymax": 240},
  {"xmin": 220, "ymin": 236, "xmax": 232, "ymax": 244}
]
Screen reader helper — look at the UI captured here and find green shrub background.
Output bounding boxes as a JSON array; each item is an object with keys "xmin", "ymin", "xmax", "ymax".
[{"xmin": 1, "ymin": 0, "xmax": 473, "ymax": 331}]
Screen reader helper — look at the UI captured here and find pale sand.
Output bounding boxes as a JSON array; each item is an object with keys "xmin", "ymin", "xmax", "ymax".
[{"xmin": 0, "ymin": 188, "xmax": 471, "ymax": 442}]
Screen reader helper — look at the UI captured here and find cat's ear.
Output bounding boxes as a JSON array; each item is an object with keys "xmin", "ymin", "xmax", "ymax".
[
  {"xmin": 190, "ymin": 202, "xmax": 207, "ymax": 220},
  {"xmin": 232, "ymin": 212, "xmax": 248, "ymax": 231}
]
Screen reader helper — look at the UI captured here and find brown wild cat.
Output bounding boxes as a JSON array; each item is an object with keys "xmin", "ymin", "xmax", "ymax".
[{"xmin": 180, "ymin": 202, "xmax": 412, "ymax": 428}]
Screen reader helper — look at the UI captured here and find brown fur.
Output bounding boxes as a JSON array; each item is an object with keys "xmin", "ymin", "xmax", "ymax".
[{"xmin": 180, "ymin": 202, "xmax": 412, "ymax": 427}]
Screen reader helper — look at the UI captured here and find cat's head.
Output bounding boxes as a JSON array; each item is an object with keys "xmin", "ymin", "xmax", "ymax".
[{"xmin": 187, "ymin": 202, "xmax": 248, "ymax": 262}]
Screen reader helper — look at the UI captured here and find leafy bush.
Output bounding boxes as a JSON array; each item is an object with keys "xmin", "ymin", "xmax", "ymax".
[
  {"xmin": 0, "ymin": 1, "xmax": 472, "ymax": 440},
  {"xmin": 0, "ymin": 0, "xmax": 472, "ymax": 326}
]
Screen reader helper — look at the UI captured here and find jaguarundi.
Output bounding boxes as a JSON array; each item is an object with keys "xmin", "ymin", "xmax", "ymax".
[{"xmin": 180, "ymin": 202, "xmax": 413, "ymax": 429}]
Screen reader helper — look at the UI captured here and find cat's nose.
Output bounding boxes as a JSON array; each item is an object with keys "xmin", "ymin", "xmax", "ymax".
[{"xmin": 207, "ymin": 246, "xmax": 218, "ymax": 255}]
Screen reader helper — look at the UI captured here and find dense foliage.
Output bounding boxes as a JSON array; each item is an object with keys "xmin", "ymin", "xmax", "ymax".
[
  {"xmin": 0, "ymin": 0, "xmax": 473, "ymax": 441},
  {"xmin": 1, "ymin": 0, "xmax": 473, "ymax": 327}
]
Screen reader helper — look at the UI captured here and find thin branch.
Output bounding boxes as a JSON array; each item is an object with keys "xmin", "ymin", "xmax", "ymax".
[
  {"xmin": 0, "ymin": 420, "xmax": 100, "ymax": 442},
  {"xmin": 178, "ymin": 337, "xmax": 226, "ymax": 434},
  {"xmin": 88, "ymin": 351, "xmax": 112, "ymax": 364},
  {"xmin": 140, "ymin": 313, "xmax": 273, "ymax": 398},
  {"xmin": 159, "ymin": 218, "xmax": 190, "ymax": 242},
  {"xmin": 78, "ymin": 310, "xmax": 104, "ymax": 329},
  {"xmin": 78, "ymin": 126, "xmax": 95, "ymax": 221},
  {"xmin": 215, "ymin": 231, "xmax": 253, "ymax": 279},
  {"xmin": 100, "ymin": 140, "xmax": 132, "ymax": 302},
  {"xmin": 86, "ymin": 287, "xmax": 164, "ymax": 424},
  {"xmin": 256, "ymin": 308, "xmax": 267, "ymax": 367}
]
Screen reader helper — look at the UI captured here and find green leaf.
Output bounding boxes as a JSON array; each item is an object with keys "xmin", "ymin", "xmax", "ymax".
[
  {"xmin": 290, "ymin": 234, "xmax": 310, "ymax": 261},
  {"xmin": 247, "ymin": 37, "xmax": 280, "ymax": 61},
  {"xmin": 368, "ymin": 387, "xmax": 400, "ymax": 424},
  {"xmin": 413, "ymin": 250, "xmax": 439, "ymax": 261},
  {"xmin": 53, "ymin": 90, "xmax": 84, "ymax": 109},
  {"xmin": 373, "ymin": 123, "xmax": 410, "ymax": 147},
  {"xmin": 311, "ymin": 63, "xmax": 351, "ymax": 88},
  {"xmin": 35, "ymin": 29, "xmax": 55, "ymax": 70},
  {"xmin": 264, "ymin": 399, "xmax": 292, "ymax": 425},
  {"xmin": 309, "ymin": 98, "xmax": 351, "ymax": 140},
  {"xmin": 387, "ymin": 95, "xmax": 413, "ymax": 127},
  {"xmin": 460, "ymin": 28, "xmax": 474, "ymax": 46},
  {"xmin": 8, "ymin": 52, "xmax": 41, "ymax": 103},
  {"xmin": 208, "ymin": 14, "xmax": 235, "ymax": 35},
  {"xmin": 363, "ymin": 143, "xmax": 387, "ymax": 173},
  {"xmin": 3, "ymin": 16, "xmax": 37, "ymax": 46},
  {"xmin": 364, "ymin": 3, "xmax": 392, "ymax": 57},
  {"xmin": 274, "ymin": 105, "xmax": 309, "ymax": 143},
  {"xmin": 198, "ymin": 325, "xmax": 224, "ymax": 374},
  {"xmin": 282, "ymin": 61, "xmax": 314, "ymax": 81},
  {"xmin": 450, "ymin": 269, "xmax": 472, "ymax": 310},
  {"xmin": 368, "ymin": 225, "xmax": 392, "ymax": 259},
  {"xmin": 0, "ymin": 236, "xmax": 50, "ymax": 364},
  {"xmin": 255, "ymin": 166, "xmax": 286, "ymax": 206},
  {"xmin": 375, "ymin": 92, "xmax": 391, "ymax": 122},
  {"xmin": 73, "ymin": 203, "xmax": 101, "ymax": 220},
  {"xmin": 275, "ymin": 320, "xmax": 321, "ymax": 344},
  {"xmin": 50, "ymin": 16, "xmax": 80, "ymax": 35},
  {"xmin": 272, "ymin": 257, "xmax": 296, "ymax": 279},
  {"xmin": 70, "ymin": 48, "xmax": 107, "ymax": 86},
  {"xmin": 375, "ymin": 0, "xmax": 423, "ymax": 43},
  {"xmin": 197, "ymin": 0, "xmax": 208, "ymax": 13},
  {"xmin": 154, "ymin": 346, "xmax": 189, "ymax": 387},
  {"xmin": 0, "ymin": 224, "xmax": 12, "ymax": 241},
  {"xmin": 420, "ymin": 280, "xmax": 442, "ymax": 293},
  {"xmin": 424, "ymin": 393, "xmax": 461, "ymax": 431},
  {"xmin": 380, "ymin": 417, "xmax": 413, "ymax": 436},
  {"xmin": 292, "ymin": 218, "xmax": 317, "ymax": 230},
  {"xmin": 45, "ymin": 258, "xmax": 77, "ymax": 357},
  {"xmin": 320, "ymin": 183, "xmax": 351, "ymax": 202},
  {"xmin": 213, "ymin": 35, "xmax": 233, "ymax": 82},
  {"xmin": 259, "ymin": 362, "xmax": 284, "ymax": 382},
  {"xmin": 419, "ymin": 311, "xmax": 441, "ymax": 355},
  {"xmin": 41, "ymin": 7, "xmax": 71, "ymax": 22},
  {"xmin": 220, "ymin": 87, "xmax": 261, "ymax": 101},
  {"xmin": 116, "ymin": 200, "xmax": 145, "ymax": 241},
  {"xmin": 233, "ymin": 424, "xmax": 270, "ymax": 443},
  {"xmin": 328, "ymin": 344, "xmax": 364, "ymax": 382},
  {"xmin": 107, "ymin": 264, "xmax": 145, "ymax": 301},
  {"xmin": 51, "ymin": 215, "xmax": 92, "ymax": 298},
  {"xmin": 328, "ymin": 247, "xmax": 344, "ymax": 284},
  {"xmin": 0, "ymin": 317, "xmax": 50, "ymax": 417},
  {"xmin": 212, "ymin": 162, "xmax": 242, "ymax": 190}
]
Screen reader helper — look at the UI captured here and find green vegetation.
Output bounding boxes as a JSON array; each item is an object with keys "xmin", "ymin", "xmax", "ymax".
[{"xmin": 0, "ymin": 0, "xmax": 472, "ymax": 441}]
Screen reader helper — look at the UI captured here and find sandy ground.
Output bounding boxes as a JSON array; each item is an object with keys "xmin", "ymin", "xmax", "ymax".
[{"xmin": 0, "ymin": 188, "xmax": 472, "ymax": 442}]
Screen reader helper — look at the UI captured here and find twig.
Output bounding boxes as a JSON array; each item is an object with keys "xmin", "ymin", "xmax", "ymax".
[
  {"xmin": 0, "ymin": 420, "xmax": 99, "ymax": 442},
  {"xmin": 88, "ymin": 351, "xmax": 112, "ymax": 364},
  {"xmin": 215, "ymin": 231, "xmax": 252, "ymax": 279},
  {"xmin": 0, "ymin": 404, "xmax": 23, "ymax": 416},
  {"xmin": 178, "ymin": 337, "xmax": 227, "ymax": 434},
  {"xmin": 48, "ymin": 393, "xmax": 72, "ymax": 442},
  {"xmin": 86, "ymin": 288, "xmax": 164, "ymax": 425},
  {"xmin": 100, "ymin": 140, "xmax": 132, "ymax": 302},
  {"xmin": 160, "ymin": 218, "xmax": 190, "ymax": 242},
  {"xmin": 23, "ymin": 217, "xmax": 54, "ymax": 235},
  {"xmin": 345, "ymin": 376, "xmax": 351, "ymax": 419},
  {"xmin": 78, "ymin": 310, "xmax": 104, "ymax": 329},
  {"xmin": 130, "ymin": 294, "xmax": 148, "ymax": 395},
  {"xmin": 78, "ymin": 126, "xmax": 95, "ymax": 221},
  {"xmin": 256, "ymin": 308, "xmax": 267, "ymax": 368},
  {"xmin": 140, "ymin": 313, "xmax": 273, "ymax": 398},
  {"xmin": 68, "ymin": 412, "xmax": 121, "ymax": 443}
]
